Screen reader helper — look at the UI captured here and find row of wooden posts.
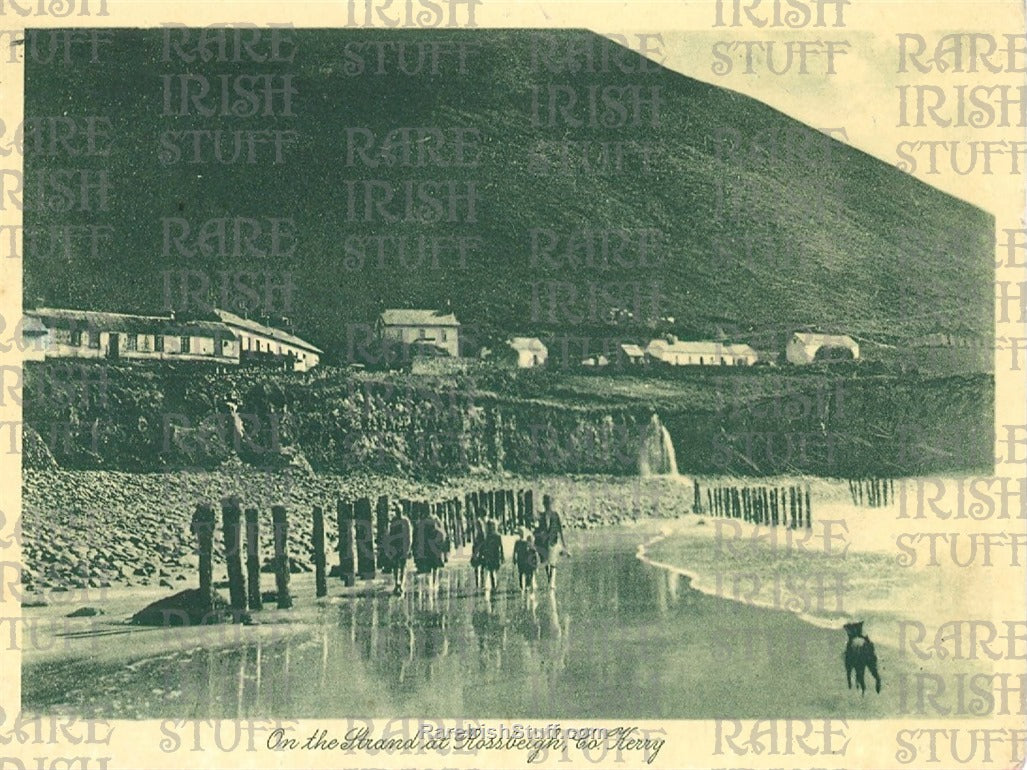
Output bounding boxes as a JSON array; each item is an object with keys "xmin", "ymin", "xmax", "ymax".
[
  {"xmin": 191, "ymin": 488, "xmax": 538, "ymax": 611},
  {"xmin": 848, "ymin": 478, "xmax": 895, "ymax": 508},
  {"xmin": 691, "ymin": 480, "xmax": 813, "ymax": 529}
]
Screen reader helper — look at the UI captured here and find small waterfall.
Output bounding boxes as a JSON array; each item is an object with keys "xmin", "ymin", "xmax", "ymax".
[{"xmin": 639, "ymin": 413, "xmax": 679, "ymax": 477}]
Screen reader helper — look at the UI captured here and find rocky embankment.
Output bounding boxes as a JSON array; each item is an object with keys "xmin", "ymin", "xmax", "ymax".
[{"xmin": 21, "ymin": 470, "xmax": 692, "ymax": 595}]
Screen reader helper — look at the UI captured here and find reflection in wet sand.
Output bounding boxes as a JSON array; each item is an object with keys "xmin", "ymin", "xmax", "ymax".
[{"xmin": 23, "ymin": 528, "xmax": 934, "ymax": 719}]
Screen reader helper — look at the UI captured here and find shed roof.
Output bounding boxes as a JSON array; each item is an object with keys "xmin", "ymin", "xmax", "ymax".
[
  {"xmin": 647, "ymin": 339, "xmax": 758, "ymax": 358},
  {"xmin": 381, "ymin": 309, "xmax": 460, "ymax": 327},
  {"xmin": 620, "ymin": 343, "xmax": 646, "ymax": 357},
  {"xmin": 30, "ymin": 308, "xmax": 237, "ymax": 340},
  {"xmin": 792, "ymin": 332, "xmax": 857, "ymax": 348},
  {"xmin": 508, "ymin": 336, "xmax": 547, "ymax": 352},
  {"xmin": 214, "ymin": 309, "xmax": 322, "ymax": 353}
]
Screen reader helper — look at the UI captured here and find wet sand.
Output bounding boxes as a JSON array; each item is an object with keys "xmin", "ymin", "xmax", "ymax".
[{"xmin": 21, "ymin": 521, "xmax": 985, "ymax": 720}]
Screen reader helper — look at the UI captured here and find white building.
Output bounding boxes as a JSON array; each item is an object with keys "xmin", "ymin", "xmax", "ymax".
[
  {"xmin": 214, "ymin": 309, "xmax": 322, "ymax": 372},
  {"xmin": 646, "ymin": 337, "xmax": 758, "ymax": 366},
  {"xmin": 378, "ymin": 309, "xmax": 460, "ymax": 358},
  {"xmin": 24, "ymin": 307, "xmax": 322, "ymax": 371},
  {"xmin": 508, "ymin": 337, "xmax": 548, "ymax": 368},
  {"xmin": 28, "ymin": 308, "xmax": 239, "ymax": 365},
  {"xmin": 785, "ymin": 332, "xmax": 859, "ymax": 365},
  {"xmin": 20, "ymin": 315, "xmax": 50, "ymax": 361},
  {"xmin": 619, "ymin": 343, "xmax": 646, "ymax": 365}
]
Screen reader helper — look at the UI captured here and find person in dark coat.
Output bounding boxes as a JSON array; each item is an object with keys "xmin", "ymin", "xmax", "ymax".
[
  {"xmin": 513, "ymin": 528, "xmax": 540, "ymax": 592},
  {"xmin": 421, "ymin": 510, "xmax": 449, "ymax": 591},
  {"xmin": 481, "ymin": 519, "xmax": 504, "ymax": 594},
  {"xmin": 384, "ymin": 507, "xmax": 413, "ymax": 596},
  {"xmin": 534, "ymin": 494, "xmax": 568, "ymax": 591}
]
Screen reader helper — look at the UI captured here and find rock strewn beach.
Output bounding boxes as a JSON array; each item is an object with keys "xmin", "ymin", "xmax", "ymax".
[{"xmin": 20, "ymin": 469, "xmax": 695, "ymax": 596}]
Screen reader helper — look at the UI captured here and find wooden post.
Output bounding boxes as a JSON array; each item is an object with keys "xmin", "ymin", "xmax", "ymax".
[
  {"xmin": 516, "ymin": 490, "xmax": 525, "ymax": 527},
  {"xmin": 336, "ymin": 499, "xmax": 356, "ymax": 587},
  {"xmin": 463, "ymin": 493, "xmax": 474, "ymax": 544},
  {"xmin": 525, "ymin": 489, "xmax": 535, "ymax": 528},
  {"xmin": 192, "ymin": 503, "xmax": 216, "ymax": 607},
  {"xmin": 707, "ymin": 489, "xmax": 713, "ymax": 517},
  {"xmin": 692, "ymin": 480, "xmax": 702, "ymax": 514},
  {"xmin": 244, "ymin": 507, "xmax": 262, "ymax": 611},
  {"xmin": 312, "ymin": 505, "xmax": 327, "ymax": 598},
  {"xmin": 789, "ymin": 486, "xmax": 798, "ymax": 528},
  {"xmin": 271, "ymin": 505, "xmax": 293, "ymax": 609},
  {"xmin": 453, "ymin": 497, "xmax": 464, "ymax": 547},
  {"xmin": 375, "ymin": 495, "xmax": 389, "ymax": 573},
  {"xmin": 805, "ymin": 486, "xmax": 812, "ymax": 528},
  {"xmin": 354, "ymin": 497, "xmax": 375, "ymax": 579},
  {"xmin": 771, "ymin": 488, "xmax": 779, "ymax": 526},
  {"xmin": 506, "ymin": 490, "xmax": 515, "ymax": 531},
  {"xmin": 221, "ymin": 497, "xmax": 246, "ymax": 612}
]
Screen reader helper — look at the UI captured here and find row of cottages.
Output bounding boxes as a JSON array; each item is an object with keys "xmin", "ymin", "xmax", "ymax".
[
  {"xmin": 646, "ymin": 337, "xmax": 759, "ymax": 367},
  {"xmin": 24, "ymin": 307, "xmax": 322, "ymax": 371}
]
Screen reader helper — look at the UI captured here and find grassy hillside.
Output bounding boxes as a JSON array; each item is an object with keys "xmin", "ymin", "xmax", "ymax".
[{"xmin": 25, "ymin": 29, "xmax": 993, "ymax": 359}]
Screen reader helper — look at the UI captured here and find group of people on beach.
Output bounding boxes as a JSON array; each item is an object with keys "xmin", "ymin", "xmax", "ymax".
[
  {"xmin": 379, "ymin": 494, "xmax": 568, "ymax": 597},
  {"xmin": 471, "ymin": 494, "xmax": 568, "ymax": 594}
]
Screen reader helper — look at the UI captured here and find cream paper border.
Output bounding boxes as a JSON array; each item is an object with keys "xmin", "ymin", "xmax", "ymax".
[{"xmin": 1, "ymin": 1, "xmax": 1024, "ymax": 768}]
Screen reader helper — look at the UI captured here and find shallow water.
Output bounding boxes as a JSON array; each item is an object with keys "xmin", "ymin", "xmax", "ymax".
[{"xmin": 23, "ymin": 527, "xmax": 945, "ymax": 719}]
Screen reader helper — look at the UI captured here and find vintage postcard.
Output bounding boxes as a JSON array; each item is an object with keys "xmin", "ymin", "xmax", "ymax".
[{"xmin": 0, "ymin": 0, "xmax": 1025, "ymax": 768}]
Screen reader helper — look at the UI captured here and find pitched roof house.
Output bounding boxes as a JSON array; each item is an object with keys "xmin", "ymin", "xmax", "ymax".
[{"xmin": 378, "ymin": 309, "xmax": 460, "ymax": 358}]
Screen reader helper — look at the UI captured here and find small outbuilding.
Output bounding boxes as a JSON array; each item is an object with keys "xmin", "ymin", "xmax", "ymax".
[
  {"xmin": 785, "ymin": 332, "xmax": 859, "ymax": 365},
  {"xmin": 507, "ymin": 337, "xmax": 548, "ymax": 368}
]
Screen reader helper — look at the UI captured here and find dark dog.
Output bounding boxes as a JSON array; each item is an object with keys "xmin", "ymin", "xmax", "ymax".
[{"xmin": 843, "ymin": 621, "xmax": 881, "ymax": 694}]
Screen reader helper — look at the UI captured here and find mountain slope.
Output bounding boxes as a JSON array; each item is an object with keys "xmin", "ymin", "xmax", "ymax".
[{"xmin": 24, "ymin": 29, "xmax": 994, "ymax": 359}]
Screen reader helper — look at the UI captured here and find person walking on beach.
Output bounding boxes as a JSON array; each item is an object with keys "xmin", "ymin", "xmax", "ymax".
[
  {"xmin": 423, "ymin": 509, "xmax": 450, "ymax": 591},
  {"xmin": 470, "ymin": 516, "xmax": 487, "ymax": 589},
  {"xmin": 513, "ymin": 528, "xmax": 540, "ymax": 592},
  {"xmin": 384, "ymin": 506, "xmax": 413, "ymax": 596},
  {"xmin": 534, "ymin": 495, "xmax": 567, "ymax": 591},
  {"xmin": 481, "ymin": 519, "xmax": 504, "ymax": 594}
]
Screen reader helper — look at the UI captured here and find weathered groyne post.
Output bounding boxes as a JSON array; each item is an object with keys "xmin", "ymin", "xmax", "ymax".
[
  {"xmin": 355, "ymin": 496, "xmax": 376, "ymax": 579},
  {"xmin": 312, "ymin": 505, "xmax": 327, "ymax": 598},
  {"xmin": 337, "ymin": 499, "xmax": 356, "ymax": 587},
  {"xmin": 375, "ymin": 495, "xmax": 390, "ymax": 575},
  {"xmin": 244, "ymin": 507, "xmax": 262, "ymax": 611},
  {"xmin": 192, "ymin": 503, "xmax": 216, "ymax": 608},
  {"xmin": 271, "ymin": 504, "xmax": 293, "ymax": 609},
  {"xmin": 221, "ymin": 496, "xmax": 246, "ymax": 612}
]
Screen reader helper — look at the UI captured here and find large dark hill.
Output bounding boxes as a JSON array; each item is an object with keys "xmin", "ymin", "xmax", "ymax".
[{"xmin": 25, "ymin": 29, "xmax": 993, "ymax": 359}]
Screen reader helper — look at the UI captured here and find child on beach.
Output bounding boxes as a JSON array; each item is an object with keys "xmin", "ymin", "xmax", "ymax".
[
  {"xmin": 481, "ymin": 519, "xmax": 504, "ymax": 594},
  {"xmin": 513, "ymin": 528, "xmax": 540, "ymax": 592}
]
